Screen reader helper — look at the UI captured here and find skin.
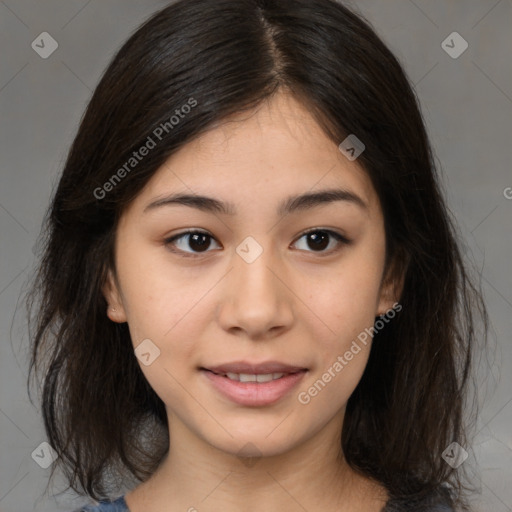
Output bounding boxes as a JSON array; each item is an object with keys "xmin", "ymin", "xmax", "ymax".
[{"xmin": 103, "ymin": 90, "xmax": 402, "ymax": 512}]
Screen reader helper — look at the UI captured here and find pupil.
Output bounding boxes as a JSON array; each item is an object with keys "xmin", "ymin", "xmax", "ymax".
[
  {"xmin": 308, "ymin": 231, "xmax": 328, "ymax": 251},
  {"xmin": 190, "ymin": 233, "xmax": 210, "ymax": 252}
]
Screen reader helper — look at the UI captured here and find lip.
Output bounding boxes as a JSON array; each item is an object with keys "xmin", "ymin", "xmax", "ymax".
[
  {"xmin": 202, "ymin": 360, "xmax": 308, "ymax": 375},
  {"xmin": 201, "ymin": 368, "xmax": 308, "ymax": 406}
]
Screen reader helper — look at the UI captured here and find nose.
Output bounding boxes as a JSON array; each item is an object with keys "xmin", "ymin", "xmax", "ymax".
[{"xmin": 216, "ymin": 242, "xmax": 295, "ymax": 339}]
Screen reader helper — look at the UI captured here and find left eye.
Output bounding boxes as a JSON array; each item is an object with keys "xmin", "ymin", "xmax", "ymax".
[
  {"xmin": 293, "ymin": 229, "xmax": 351, "ymax": 254},
  {"xmin": 164, "ymin": 229, "xmax": 350, "ymax": 258}
]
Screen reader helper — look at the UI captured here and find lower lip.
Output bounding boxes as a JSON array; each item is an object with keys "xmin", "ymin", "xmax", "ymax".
[{"xmin": 201, "ymin": 369, "xmax": 307, "ymax": 406}]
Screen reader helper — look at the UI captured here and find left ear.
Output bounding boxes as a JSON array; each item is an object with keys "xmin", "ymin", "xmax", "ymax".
[{"xmin": 376, "ymin": 250, "xmax": 408, "ymax": 316}]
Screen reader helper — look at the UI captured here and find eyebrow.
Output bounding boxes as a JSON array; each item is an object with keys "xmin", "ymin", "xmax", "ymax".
[{"xmin": 143, "ymin": 188, "xmax": 368, "ymax": 216}]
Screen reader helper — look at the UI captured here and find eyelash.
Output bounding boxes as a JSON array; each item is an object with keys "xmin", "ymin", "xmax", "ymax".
[{"xmin": 163, "ymin": 228, "xmax": 351, "ymax": 259}]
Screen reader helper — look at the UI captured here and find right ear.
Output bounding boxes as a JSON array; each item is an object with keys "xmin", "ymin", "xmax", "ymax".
[{"xmin": 102, "ymin": 268, "xmax": 128, "ymax": 323}]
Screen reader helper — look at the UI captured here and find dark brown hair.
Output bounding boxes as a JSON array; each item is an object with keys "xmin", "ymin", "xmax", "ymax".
[{"xmin": 26, "ymin": 0, "xmax": 489, "ymax": 509}]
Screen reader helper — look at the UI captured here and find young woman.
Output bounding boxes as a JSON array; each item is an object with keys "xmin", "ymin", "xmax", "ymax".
[{"xmin": 26, "ymin": 0, "xmax": 488, "ymax": 511}]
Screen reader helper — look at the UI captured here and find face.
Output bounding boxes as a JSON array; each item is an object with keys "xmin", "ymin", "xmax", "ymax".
[{"xmin": 103, "ymin": 91, "xmax": 399, "ymax": 460}]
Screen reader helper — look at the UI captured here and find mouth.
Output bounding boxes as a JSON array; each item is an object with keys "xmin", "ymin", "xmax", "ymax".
[
  {"xmin": 199, "ymin": 366, "xmax": 308, "ymax": 406},
  {"xmin": 200, "ymin": 367, "xmax": 307, "ymax": 383},
  {"xmin": 199, "ymin": 360, "xmax": 309, "ymax": 382}
]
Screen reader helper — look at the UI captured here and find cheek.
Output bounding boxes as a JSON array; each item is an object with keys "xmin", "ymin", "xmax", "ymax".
[
  {"xmin": 310, "ymin": 256, "xmax": 385, "ymax": 342},
  {"xmin": 302, "ymin": 250, "xmax": 384, "ymax": 399},
  {"xmin": 122, "ymin": 277, "xmax": 209, "ymax": 409},
  {"xmin": 115, "ymin": 249, "xmax": 218, "ymax": 400},
  {"xmin": 115, "ymin": 242, "xmax": 212, "ymax": 344},
  {"xmin": 299, "ymin": 278, "xmax": 378, "ymax": 414}
]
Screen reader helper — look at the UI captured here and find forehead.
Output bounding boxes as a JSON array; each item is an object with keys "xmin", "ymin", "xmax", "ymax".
[{"xmin": 129, "ymin": 91, "xmax": 379, "ymax": 216}]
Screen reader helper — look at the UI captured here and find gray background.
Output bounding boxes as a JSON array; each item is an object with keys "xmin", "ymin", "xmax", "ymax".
[{"xmin": 0, "ymin": 1, "xmax": 511, "ymax": 511}]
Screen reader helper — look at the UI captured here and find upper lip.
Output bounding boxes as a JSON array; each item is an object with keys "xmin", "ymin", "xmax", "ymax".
[{"xmin": 202, "ymin": 361, "xmax": 308, "ymax": 375}]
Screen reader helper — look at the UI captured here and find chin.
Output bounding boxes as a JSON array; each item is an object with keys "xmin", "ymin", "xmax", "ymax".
[{"xmin": 210, "ymin": 433, "xmax": 296, "ymax": 461}]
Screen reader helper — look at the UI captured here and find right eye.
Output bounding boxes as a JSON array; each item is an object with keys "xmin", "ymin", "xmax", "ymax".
[{"xmin": 164, "ymin": 230, "xmax": 222, "ymax": 258}]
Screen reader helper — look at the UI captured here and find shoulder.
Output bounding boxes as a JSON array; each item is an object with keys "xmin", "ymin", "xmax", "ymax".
[
  {"xmin": 382, "ymin": 484, "xmax": 456, "ymax": 512},
  {"xmin": 72, "ymin": 495, "xmax": 129, "ymax": 512}
]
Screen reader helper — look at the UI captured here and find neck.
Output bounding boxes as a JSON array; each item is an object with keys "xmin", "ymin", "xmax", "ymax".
[{"xmin": 125, "ymin": 409, "xmax": 388, "ymax": 512}]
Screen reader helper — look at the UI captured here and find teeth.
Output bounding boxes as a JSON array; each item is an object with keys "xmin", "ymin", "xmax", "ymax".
[{"xmin": 225, "ymin": 372, "xmax": 286, "ymax": 382}]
